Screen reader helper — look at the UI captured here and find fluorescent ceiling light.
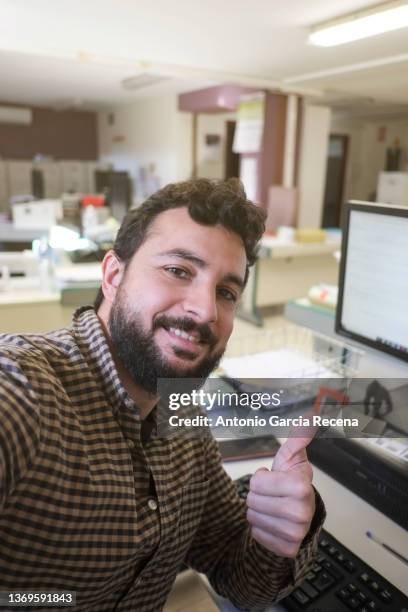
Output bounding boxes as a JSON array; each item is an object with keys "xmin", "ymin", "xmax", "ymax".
[
  {"xmin": 309, "ymin": 1, "xmax": 408, "ymax": 47},
  {"xmin": 122, "ymin": 74, "xmax": 170, "ymax": 90}
]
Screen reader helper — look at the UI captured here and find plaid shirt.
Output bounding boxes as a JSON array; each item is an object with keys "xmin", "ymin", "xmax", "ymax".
[{"xmin": 0, "ymin": 307, "xmax": 325, "ymax": 611}]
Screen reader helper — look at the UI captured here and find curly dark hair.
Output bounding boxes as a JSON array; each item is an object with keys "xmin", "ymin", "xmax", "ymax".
[{"xmin": 94, "ymin": 177, "xmax": 265, "ymax": 311}]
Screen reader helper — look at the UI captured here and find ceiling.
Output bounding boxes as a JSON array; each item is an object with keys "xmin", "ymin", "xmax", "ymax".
[{"xmin": 1, "ymin": 0, "xmax": 408, "ymax": 114}]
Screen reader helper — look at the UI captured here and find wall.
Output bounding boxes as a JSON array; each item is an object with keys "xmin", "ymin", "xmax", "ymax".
[
  {"xmin": 330, "ymin": 114, "xmax": 408, "ymax": 203},
  {"xmin": 196, "ymin": 112, "xmax": 236, "ymax": 180},
  {"xmin": 297, "ymin": 104, "xmax": 331, "ymax": 228},
  {"xmin": 97, "ymin": 95, "xmax": 192, "ymax": 203},
  {"xmin": 361, "ymin": 120, "xmax": 408, "ymax": 200},
  {"xmin": 0, "ymin": 103, "xmax": 98, "ymax": 160}
]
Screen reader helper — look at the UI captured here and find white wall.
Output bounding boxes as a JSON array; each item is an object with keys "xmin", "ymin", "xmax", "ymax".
[
  {"xmin": 97, "ymin": 94, "xmax": 192, "ymax": 204},
  {"xmin": 297, "ymin": 104, "xmax": 331, "ymax": 228},
  {"xmin": 361, "ymin": 120, "xmax": 408, "ymax": 200},
  {"xmin": 196, "ymin": 112, "xmax": 236, "ymax": 179},
  {"xmin": 330, "ymin": 114, "xmax": 408, "ymax": 203}
]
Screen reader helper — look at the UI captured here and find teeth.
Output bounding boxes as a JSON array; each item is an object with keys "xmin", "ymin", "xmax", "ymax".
[{"xmin": 169, "ymin": 327, "xmax": 199, "ymax": 343}]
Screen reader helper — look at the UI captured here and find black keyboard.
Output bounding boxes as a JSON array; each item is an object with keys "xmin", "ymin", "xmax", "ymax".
[{"xmin": 234, "ymin": 476, "xmax": 408, "ymax": 612}]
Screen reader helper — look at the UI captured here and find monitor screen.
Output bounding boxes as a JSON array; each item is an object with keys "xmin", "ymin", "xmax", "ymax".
[{"xmin": 336, "ymin": 201, "xmax": 408, "ymax": 363}]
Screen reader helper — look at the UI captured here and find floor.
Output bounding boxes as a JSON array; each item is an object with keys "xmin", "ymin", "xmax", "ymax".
[{"xmin": 163, "ymin": 570, "xmax": 219, "ymax": 612}]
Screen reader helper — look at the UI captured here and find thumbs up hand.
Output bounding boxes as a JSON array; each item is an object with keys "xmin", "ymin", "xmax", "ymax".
[{"xmin": 246, "ymin": 431, "xmax": 316, "ymax": 558}]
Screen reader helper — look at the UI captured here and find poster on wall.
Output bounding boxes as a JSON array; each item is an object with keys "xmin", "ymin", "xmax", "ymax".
[
  {"xmin": 233, "ymin": 93, "xmax": 265, "ymax": 154},
  {"xmin": 240, "ymin": 157, "xmax": 258, "ymax": 202}
]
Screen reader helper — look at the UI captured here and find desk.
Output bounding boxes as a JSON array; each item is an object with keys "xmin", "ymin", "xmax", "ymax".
[
  {"xmin": 0, "ymin": 277, "xmax": 99, "ymax": 333},
  {"xmin": 203, "ymin": 452, "xmax": 408, "ymax": 611},
  {"xmin": 0, "ymin": 223, "xmax": 47, "ymax": 243},
  {"xmin": 165, "ymin": 570, "xmax": 219, "ymax": 612},
  {"xmin": 0, "ymin": 280, "xmax": 67, "ymax": 333},
  {"xmin": 0, "ymin": 222, "xmax": 47, "ymax": 250},
  {"xmin": 239, "ymin": 239, "xmax": 339, "ymax": 326},
  {"xmin": 285, "ymin": 297, "xmax": 408, "ymax": 378}
]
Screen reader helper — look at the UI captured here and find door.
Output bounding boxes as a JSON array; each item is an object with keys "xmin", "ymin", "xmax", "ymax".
[
  {"xmin": 224, "ymin": 121, "xmax": 240, "ymax": 179},
  {"xmin": 322, "ymin": 134, "xmax": 349, "ymax": 228}
]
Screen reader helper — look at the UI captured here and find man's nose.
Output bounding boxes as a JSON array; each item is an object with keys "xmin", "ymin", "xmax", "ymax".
[{"xmin": 183, "ymin": 284, "xmax": 218, "ymax": 324}]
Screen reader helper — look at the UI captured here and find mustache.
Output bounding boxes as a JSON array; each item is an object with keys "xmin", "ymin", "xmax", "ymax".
[{"xmin": 153, "ymin": 314, "xmax": 217, "ymax": 347}]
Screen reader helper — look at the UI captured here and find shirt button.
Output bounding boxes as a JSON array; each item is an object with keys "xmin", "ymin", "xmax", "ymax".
[
  {"xmin": 127, "ymin": 439, "xmax": 135, "ymax": 450},
  {"xmin": 148, "ymin": 498, "xmax": 158, "ymax": 511}
]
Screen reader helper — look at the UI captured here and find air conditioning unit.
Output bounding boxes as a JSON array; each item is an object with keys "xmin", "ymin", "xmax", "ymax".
[{"xmin": 0, "ymin": 105, "xmax": 32, "ymax": 125}]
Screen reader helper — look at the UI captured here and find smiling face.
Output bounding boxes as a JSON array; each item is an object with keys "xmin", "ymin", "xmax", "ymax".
[{"xmin": 103, "ymin": 207, "xmax": 247, "ymax": 393}]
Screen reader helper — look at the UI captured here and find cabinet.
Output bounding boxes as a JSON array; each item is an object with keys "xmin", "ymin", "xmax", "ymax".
[
  {"xmin": 36, "ymin": 162, "xmax": 62, "ymax": 198},
  {"xmin": 59, "ymin": 161, "xmax": 87, "ymax": 193},
  {"xmin": 0, "ymin": 161, "xmax": 8, "ymax": 213},
  {"xmin": 85, "ymin": 161, "xmax": 109, "ymax": 193},
  {"xmin": 1, "ymin": 160, "xmax": 103, "ymax": 206},
  {"xmin": 7, "ymin": 160, "xmax": 33, "ymax": 197}
]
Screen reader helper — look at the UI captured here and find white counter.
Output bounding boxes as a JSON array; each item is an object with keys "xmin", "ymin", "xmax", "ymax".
[
  {"xmin": 0, "ymin": 276, "xmax": 99, "ymax": 333},
  {"xmin": 239, "ymin": 238, "xmax": 340, "ymax": 325}
]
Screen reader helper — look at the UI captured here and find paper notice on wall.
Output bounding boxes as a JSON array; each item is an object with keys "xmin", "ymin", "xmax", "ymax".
[
  {"xmin": 240, "ymin": 157, "xmax": 258, "ymax": 202},
  {"xmin": 233, "ymin": 93, "xmax": 265, "ymax": 154}
]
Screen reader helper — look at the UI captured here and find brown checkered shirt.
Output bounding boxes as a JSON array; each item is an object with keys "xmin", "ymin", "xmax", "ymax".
[{"xmin": 0, "ymin": 307, "xmax": 325, "ymax": 611}]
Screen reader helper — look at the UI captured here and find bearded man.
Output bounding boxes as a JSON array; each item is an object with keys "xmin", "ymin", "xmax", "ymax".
[{"xmin": 0, "ymin": 178, "xmax": 325, "ymax": 611}]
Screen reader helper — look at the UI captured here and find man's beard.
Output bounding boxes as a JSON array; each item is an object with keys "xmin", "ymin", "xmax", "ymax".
[{"xmin": 108, "ymin": 291, "xmax": 225, "ymax": 394}]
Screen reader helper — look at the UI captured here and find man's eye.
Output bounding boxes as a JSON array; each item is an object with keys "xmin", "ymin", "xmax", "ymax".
[
  {"xmin": 218, "ymin": 287, "xmax": 237, "ymax": 303},
  {"xmin": 166, "ymin": 266, "xmax": 189, "ymax": 278}
]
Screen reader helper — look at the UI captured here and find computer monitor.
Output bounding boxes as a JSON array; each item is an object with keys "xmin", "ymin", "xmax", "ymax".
[
  {"xmin": 308, "ymin": 200, "xmax": 408, "ymax": 530},
  {"xmin": 336, "ymin": 200, "xmax": 408, "ymax": 362}
]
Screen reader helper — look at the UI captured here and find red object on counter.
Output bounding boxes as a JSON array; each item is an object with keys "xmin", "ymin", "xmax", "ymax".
[{"xmin": 81, "ymin": 195, "xmax": 105, "ymax": 208}]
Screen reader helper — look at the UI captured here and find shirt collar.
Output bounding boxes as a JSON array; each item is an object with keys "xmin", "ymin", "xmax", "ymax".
[{"xmin": 71, "ymin": 306, "xmax": 140, "ymax": 418}]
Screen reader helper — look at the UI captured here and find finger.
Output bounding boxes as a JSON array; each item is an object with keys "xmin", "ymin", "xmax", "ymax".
[
  {"xmin": 272, "ymin": 438, "xmax": 308, "ymax": 472},
  {"xmin": 247, "ymin": 509, "xmax": 311, "ymax": 542},
  {"xmin": 246, "ymin": 493, "xmax": 313, "ymax": 524},
  {"xmin": 251, "ymin": 526, "xmax": 300, "ymax": 558},
  {"xmin": 273, "ymin": 421, "xmax": 318, "ymax": 472},
  {"xmin": 250, "ymin": 470, "xmax": 312, "ymax": 498}
]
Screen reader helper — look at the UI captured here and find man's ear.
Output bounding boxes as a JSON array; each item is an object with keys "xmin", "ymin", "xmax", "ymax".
[{"xmin": 101, "ymin": 250, "xmax": 125, "ymax": 305}]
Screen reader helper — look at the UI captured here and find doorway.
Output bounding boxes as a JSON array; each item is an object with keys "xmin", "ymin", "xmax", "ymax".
[
  {"xmin": 224, "ymin": 121, "xmax": 240, "ymax": 179},
  {"xmin": 322, "ymin": 134, "xmax": 349, "ymax": 228}
]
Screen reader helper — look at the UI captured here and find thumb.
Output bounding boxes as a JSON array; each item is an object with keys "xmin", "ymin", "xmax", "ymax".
[
  {"xmin": 254, "ymin": 466, "xmax": 270, "ymax": 475},
  {"xmin": 273, "ymin": 418, "xmax": 317, "ymax": 472},
  {"xmin": 273, "ymin": 408, "xmax": 319, "ymax": 472},
  {"xmin": 272, "ymin": 436, "xmax": 309, "ymax": 472}
]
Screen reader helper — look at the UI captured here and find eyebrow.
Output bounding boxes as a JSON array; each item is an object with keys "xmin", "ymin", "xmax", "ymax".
[{"xmin": 156, "ymin": 248, "xmax": 245, "ymax": 291}]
